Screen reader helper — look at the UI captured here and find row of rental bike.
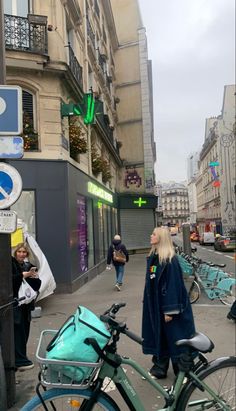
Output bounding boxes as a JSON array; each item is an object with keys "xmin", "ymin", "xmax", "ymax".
[{"xmin": 176, "ymin": 248, "xmax": 236, "ymax": 306}]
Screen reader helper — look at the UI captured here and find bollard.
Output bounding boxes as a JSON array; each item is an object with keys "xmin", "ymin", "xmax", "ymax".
[{"xmin": 182, "ymin": 223, "xmax": 192, "ymax": 256}]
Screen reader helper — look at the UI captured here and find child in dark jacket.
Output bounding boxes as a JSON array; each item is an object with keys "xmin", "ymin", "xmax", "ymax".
[{"xmin": 107, "ymin": 234, "xmax": 129, "ymax": 291}]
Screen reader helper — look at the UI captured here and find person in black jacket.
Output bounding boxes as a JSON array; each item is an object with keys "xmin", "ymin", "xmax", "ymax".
[
  {"xmin": 12, "ymin": 243, "xmax": 41, "ymax": 371},
  {"xmin": 106, "ymin": 234, "xmax": 129, "ymax": 291}
]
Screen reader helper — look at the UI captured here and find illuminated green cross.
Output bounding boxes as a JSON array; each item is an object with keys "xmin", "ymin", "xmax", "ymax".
[{"xmin": 133, "ymin": 197, "xmax": 147, "ymax": 207}]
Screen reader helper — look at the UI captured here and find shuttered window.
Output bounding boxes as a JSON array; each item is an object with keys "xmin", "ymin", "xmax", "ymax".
[{"xmin": 22, "ymin": 90, "xmax": 34, "ymax": 124}]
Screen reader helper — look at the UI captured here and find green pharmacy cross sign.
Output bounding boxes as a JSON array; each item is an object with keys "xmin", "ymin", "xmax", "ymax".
[
  {"xmin": 133, "ymin": 197, "xmax": 147, "ymax": 207},
  {"xmin": 61, "ymin": 92, "xmax": 95, "ymax": 124}
]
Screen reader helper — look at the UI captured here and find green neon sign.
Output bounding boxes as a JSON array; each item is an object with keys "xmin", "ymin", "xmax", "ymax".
[
  {"xmin": 61, "ymin": 92, "xmax": 95, "ymax": 124},
  {"xmin": 88, "ymin": 182, "xmax": 113, "ymax": 203},
  {"xmin": 133, "ymin": 197, "xmax": 147, "ymax": 207}
]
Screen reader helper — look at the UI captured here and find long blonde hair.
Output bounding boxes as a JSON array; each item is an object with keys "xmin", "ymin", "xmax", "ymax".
[{"xmin": 149, "ymin": 227, "xmax": 175, "ymax": 263}]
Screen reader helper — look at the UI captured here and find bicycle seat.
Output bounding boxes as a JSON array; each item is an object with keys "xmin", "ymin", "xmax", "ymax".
[{"xmin": 175, "ymin": 332, "xmax": 214, "ymax": 353}]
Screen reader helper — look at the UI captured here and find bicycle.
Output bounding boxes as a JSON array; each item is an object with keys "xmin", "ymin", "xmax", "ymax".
[{"xmin": 22, "ymin": 302, "xmax": 236, "ymax": 410}]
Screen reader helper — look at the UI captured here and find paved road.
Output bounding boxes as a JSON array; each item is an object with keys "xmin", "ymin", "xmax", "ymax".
[{"xmin": 9, "ymin": 252, "xmax": 236, "ymax": 411}]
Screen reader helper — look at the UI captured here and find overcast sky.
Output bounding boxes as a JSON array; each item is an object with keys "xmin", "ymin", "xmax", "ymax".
[{"xmin": 138, "ymin": 0, "xmax": 235, "ymax": 183}]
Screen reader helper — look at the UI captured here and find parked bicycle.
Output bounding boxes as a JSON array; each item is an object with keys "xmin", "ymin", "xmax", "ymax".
[
  {"xmin": 178, "ymin": 252, "xmax": 236, "ymax": 306},
  {"xmin": 22, "ymin": 302, "xmax": 236, "ymax": 410}
]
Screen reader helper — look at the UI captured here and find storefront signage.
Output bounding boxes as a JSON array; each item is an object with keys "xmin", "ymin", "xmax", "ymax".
[
  {"xmin": 133, "ymin": 197, "xmax": 147, "ymax": 207},
  {"xmin": 88, "ymin": 182, "xmax": 113, "ymax": 204},
  {"xmin": 119, "ymin": 194, "xmax": 157, "ymax": 209}
]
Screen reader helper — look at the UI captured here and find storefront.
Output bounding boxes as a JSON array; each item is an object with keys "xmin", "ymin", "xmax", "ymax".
[
  {"xmin": 118, "ymin": 194, "xmax": 157, "ymax": 250},
  {"xmin": 10, "ymin": 159, "xmax": 118, "ymax": 292}
]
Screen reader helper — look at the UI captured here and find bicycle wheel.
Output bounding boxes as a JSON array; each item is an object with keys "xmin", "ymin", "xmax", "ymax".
[
  {"xmin": 220, "ymin": 283, "xmax": 236, "ymax": 306},
  {"xmin": 21, "ymin": 388, "xmax": 121, "ymax": 411},
  {"xmin": 176, "ymin": 356, "xmax": 236, "ymax": 410},
  {"xmin": 188, "ymin": 280, "xmax": 201, "ymax": 304}
]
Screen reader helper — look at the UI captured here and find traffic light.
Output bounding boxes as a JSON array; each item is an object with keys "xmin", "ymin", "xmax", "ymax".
[{"xmin": 61, "ymin": 92, "xmax": 95, "ymax": 124}]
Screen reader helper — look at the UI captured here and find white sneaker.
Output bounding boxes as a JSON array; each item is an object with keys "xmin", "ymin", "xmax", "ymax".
[
  {"xmin": 17, "ymin": 363, "xmax": 34, "ymax": 371},
  {"xmin": 115, "ymin": 283, "xmax": 121, "ymax": 291}
]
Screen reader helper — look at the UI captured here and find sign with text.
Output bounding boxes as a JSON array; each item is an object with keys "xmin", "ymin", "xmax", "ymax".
[{"xmin": 0, "ymin": 210, "xmax": 17, "ymax": 233}]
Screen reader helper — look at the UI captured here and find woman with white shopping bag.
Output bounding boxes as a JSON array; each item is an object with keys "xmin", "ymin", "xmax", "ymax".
[{"xmin": 12, "ymin": 243, "xmax": 41, "ymax": 371}]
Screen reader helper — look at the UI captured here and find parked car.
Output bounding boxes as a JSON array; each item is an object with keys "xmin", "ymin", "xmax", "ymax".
[
  {"xmin": 199, "ymin": 232, "xmax": 215, "ymax": 245},
  {"xmin": 190, "ymin": 232, "xmax": 199, "ymax": 242},
  {"xmin": 214, "ymin": 235, "xmax": 236, "ymax": 251}
]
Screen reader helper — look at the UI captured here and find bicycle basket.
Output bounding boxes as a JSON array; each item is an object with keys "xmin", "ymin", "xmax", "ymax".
[
  {"xmin": 177, "ymin": 255, "xmax": 193, "ymax": 276},
  {"xmin": 36, "ymin": 330, "xmax": 104, "ymax": 388},
  {"xmin": 44, "ymin": 306, "xmax": 111, "ymax": 384}
]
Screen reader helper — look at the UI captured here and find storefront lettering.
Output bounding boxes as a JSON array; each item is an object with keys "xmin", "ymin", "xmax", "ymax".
[{"xmin": 88, "ymin": 182, "xmax": 113, "ymax": 203}]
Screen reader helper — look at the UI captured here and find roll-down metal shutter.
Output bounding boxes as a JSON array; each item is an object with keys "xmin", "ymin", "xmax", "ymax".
[{"xmin": 120, "ymin": 209, "xmax": 155, "ymax": 250}]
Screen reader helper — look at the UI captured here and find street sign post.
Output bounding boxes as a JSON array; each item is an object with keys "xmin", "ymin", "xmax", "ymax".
[
  {"xmin": 0, "ymin": 210, "xmax": 17, "ymax": 233},
  {"xmin": 0, "ymin": 163, "xmax": 22, "ymax": 209},
  {"xmin": 0, "ymin": 86, "xmax": 22, "ymax": 135},
  {"xmin": 0, "ymin": 136, "xmax": 24, "ymax": 159}
]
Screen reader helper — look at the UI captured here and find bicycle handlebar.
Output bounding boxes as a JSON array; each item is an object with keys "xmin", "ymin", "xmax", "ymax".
[
  {"xmin": 0, "ymin": 296, "xmax": 26, "ymax": 311},
  {"xmin": 101, "ymin": 302, "xmax": 143, "ymax": 345}
]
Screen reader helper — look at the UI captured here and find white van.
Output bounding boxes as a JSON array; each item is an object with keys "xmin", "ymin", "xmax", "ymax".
[{"xmin": 199, "ymin": 232, "xmax": 215, "ymax": 245}]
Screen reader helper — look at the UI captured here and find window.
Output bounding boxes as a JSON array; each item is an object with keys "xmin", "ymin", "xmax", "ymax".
[
  {"xmin": 22, "ymin": 90, "xmax": 38, "ymax": 151},
  {"xmin": 11, "ymin": 191, "xmax": 36, "ymax": 238},
  {"xmin": 4, "ymin": 0, "xmax": 29, "ymax": 17}
]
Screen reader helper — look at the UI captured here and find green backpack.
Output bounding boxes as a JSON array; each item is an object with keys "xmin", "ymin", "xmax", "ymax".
[{"xmin": 46, "ymin": 306, "xmax": 111, "ymax": 382}]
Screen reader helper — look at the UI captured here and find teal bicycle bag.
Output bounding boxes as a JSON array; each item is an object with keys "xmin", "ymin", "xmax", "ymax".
[{"xmin": 46, "ymin": 306, "xmax": 111, "ymax": 382}]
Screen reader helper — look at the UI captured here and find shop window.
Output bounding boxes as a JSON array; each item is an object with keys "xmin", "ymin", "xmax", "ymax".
[{"xmin": 11, "ymin": 190, "xmax": 36, "ymax": 238}]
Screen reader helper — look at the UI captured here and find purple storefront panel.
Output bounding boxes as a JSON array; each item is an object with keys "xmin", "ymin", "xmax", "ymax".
[{"xmin": 77, "ymin": 195, "xmax": 88, "ymax": 272}]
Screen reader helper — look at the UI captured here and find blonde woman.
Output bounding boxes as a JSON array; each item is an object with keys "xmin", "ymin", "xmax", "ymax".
[
  {"xmin": 12, "ymin": 243, "xmax": 41, "ymax": 370},
  {"xmin": 142, "ymin": 227, "xmax": 196, "ymax": 379}
]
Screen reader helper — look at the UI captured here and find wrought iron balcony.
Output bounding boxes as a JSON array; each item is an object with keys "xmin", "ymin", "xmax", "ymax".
[
  {"xmin": 4, "ymin": 14, "xmax": 48, "ymax": 54},
  {"xmin": 67, "ymin": 43, "xmax": 83, "ymax": 90}
]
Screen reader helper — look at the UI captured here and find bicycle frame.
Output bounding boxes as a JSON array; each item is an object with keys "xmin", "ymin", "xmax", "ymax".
[
  {"xmin": 96, "ymin": 353, "xmax": 231, "ymax": 411},
  {"xmin": 97, "ymin": 353, "xmax": 186, "ymax": 411}
]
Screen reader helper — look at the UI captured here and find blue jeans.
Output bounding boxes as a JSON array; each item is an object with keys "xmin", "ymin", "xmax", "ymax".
[{"xmin": 115, "ymin": 265, "xmax": 125, "ymax": 285}]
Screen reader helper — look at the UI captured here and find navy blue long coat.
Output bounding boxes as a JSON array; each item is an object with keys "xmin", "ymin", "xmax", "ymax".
[{"xmin": 142, "ymin": 253, "xmax": 196, "ymax": 361}]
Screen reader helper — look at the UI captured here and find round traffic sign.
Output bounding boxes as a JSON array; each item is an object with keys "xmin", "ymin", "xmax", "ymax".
[{"xmin": 0, "ymin": 163, "xmax": 22, "ymax": 209}]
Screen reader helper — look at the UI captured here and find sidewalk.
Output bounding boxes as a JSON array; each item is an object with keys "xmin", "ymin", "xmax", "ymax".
[
  {"xmin": 9, "ymin": 253, "xmax": 233, "ymax": 410},
  {"xmin": 9, "ymin": 253, "xmax": 147, "ymax": 410}
]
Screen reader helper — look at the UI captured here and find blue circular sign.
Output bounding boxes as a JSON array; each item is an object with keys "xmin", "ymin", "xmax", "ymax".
[
  {"xmin": 0, "ymin": 171, "xmax": 13, "ymax": 200},
  {"xmin": 0, "ymin": 163, "xmax": 22, "ymax": 209}
]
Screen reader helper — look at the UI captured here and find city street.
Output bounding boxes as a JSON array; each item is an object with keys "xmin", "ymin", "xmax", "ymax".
[{"xmin": 9, "ymin": 251, "xmax": 236, "ymax": 411}]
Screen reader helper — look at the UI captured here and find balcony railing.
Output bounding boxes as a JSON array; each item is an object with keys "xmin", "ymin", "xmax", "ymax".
[
  {"xmin": 67, "ymin": 43, "xmax": 83, "ymax": 90},
  {"xmin": 4, "ymin": 14, "xmax": 48, "ymax": 54}
]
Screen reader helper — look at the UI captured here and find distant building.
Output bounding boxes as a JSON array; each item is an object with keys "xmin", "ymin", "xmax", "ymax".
[
  {"xmin": 187, "ymin": 152, "xmax": 199, "ymax": 182},
  {"xmin": 160, "ymin": 183, "xmax": 190, "ymax": 227}
]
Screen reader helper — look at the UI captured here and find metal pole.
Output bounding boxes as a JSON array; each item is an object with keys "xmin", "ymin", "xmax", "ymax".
[
  {"xmin": 0, "ymin": 0, "xmax": 16, "ymax": 408},
  {"xmin": 182, "ymin": 223, "xmax": 192, "ymax": 256}
]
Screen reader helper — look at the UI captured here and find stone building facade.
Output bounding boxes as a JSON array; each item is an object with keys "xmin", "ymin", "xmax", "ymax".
[{"xmin": 3, "ymin": 0, "xmax": 156, "ymax": 290}]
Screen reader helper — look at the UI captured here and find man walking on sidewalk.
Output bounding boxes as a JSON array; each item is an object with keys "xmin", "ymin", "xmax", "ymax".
[{"xmin": 106, "ymin": 235, "xmax": 129, "ymax": 291}]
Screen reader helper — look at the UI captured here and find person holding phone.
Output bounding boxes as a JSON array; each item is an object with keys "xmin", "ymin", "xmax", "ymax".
[{"xmin": 12, "ymin": 243, "xmax": 41, "ymax": 371}]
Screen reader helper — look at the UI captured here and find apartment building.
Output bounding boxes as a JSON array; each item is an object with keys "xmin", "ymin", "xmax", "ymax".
[
  {"xmin": 218, "ymin": 85, "xmax": 236, "ymax": 235},
  {"xmin": 4, "ymin": 0, "xmax": 156, "ymax": 290},
  {"xmin": 110, "ymin": 0, "xmax": 157, "ymax": 249},
  {"xmin": 196, "ymin": 85, "xmax": 235, "ymax": 236},
  {"xmin": 161, "ymin": 183, "xmax": 190, "ymax": 227},
  {"xmin": 196, "ymin": 118, "xmax": 222, "ymax": 235}
]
